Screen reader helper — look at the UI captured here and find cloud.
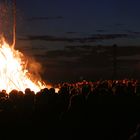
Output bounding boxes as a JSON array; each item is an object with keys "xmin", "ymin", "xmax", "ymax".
[
  {"xmin": 115, "ymin": 23, "xmax": 126, "ymax": 27},
  {"xmin": 19, "ymin": 35, "xmax": 93, "ymax": 43},
  {"xmin": 96, "ymin": 29, "xmax": 106, "ymax": 33},
  {"xmin": 45, "ymin": 49, "xmax": 87, "ymax": 58},
  {"xmin": 43, "ymin": 46, "xmax": 112, "ymax": 66},
  {"xmin": 65, "ymin": 45, "xmax": 93, "ymax": 50},
  {"xmin": 65, "ymin": 32, "xmax": 78, "ymax": 34},
  {"xmin": 28, "ymin": 16, "xmax": 64, "ymax": 21},
  {"xmin": 26, "ymin": 45, "xmax": 140, "ymax": 82},
  {"xmin": 37, "ymin": 46, "xmax": 113, "ymax": 81},
  {"xmin": 19, "ymin": 33, "xmax": 129, "ymax": 43},
  {"xmin": 124, "ymin": 30, "xmax": 140, "ymax": 35},
  {"xmin": 91, "ymin": 33, "xmax": 129, "ymax": 40},
  {"xmin": 42, "ymin": 45, "xmax": 140, "ymax": 67}
]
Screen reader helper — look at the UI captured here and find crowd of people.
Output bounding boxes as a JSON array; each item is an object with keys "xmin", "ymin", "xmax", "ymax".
[{"xmin": 0, "ymin": 79, "xmax": 140, "ymax": 139}]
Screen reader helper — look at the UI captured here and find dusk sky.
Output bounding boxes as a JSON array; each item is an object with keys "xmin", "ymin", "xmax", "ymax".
[
  {"xmin": 17, "ymin": 0, "xmax": 140, "ymax": 45},
  {"xmin": 2, "ymin": 0, "xmax": 140, "ymax": 83}
]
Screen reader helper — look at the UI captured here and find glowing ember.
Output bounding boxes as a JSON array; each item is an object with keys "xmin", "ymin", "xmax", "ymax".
[
  {"xmin": 55, "ymin": 88, "xmax": 59, "ymax": 93},
  {"xmin": 0, "ymin": 37, "xmax": 46, "ymax": 93}
]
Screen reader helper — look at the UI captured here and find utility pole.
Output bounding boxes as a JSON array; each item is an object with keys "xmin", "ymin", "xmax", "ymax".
[{"xmin": 112, "ymin": 44, "xmax": 117, "ymax": 80}]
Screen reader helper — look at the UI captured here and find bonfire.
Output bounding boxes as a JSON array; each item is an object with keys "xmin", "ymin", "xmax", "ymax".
[{"xmin": 0, "ymin": 37, "xmax": 46, "ymax": 93}]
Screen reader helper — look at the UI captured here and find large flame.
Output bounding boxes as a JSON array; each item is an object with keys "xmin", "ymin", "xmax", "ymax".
[{"xmin": 0, "ymin": 37, "xmax": 46, "ymax": 93}]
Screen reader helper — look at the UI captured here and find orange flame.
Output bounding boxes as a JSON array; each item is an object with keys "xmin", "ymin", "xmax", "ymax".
[{"xmin": 0, "ymin": 37, "xmax": 46, "ymax": 93}]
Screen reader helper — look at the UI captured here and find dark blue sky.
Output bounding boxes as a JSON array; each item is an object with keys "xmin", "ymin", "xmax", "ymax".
[
  {"xmin": 2, "ymin": 0, "xmax": 140, "ymax": 82},
  {"xmin": 16, "ymin": 0, "xmax": 140, "ymax": 46}
]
